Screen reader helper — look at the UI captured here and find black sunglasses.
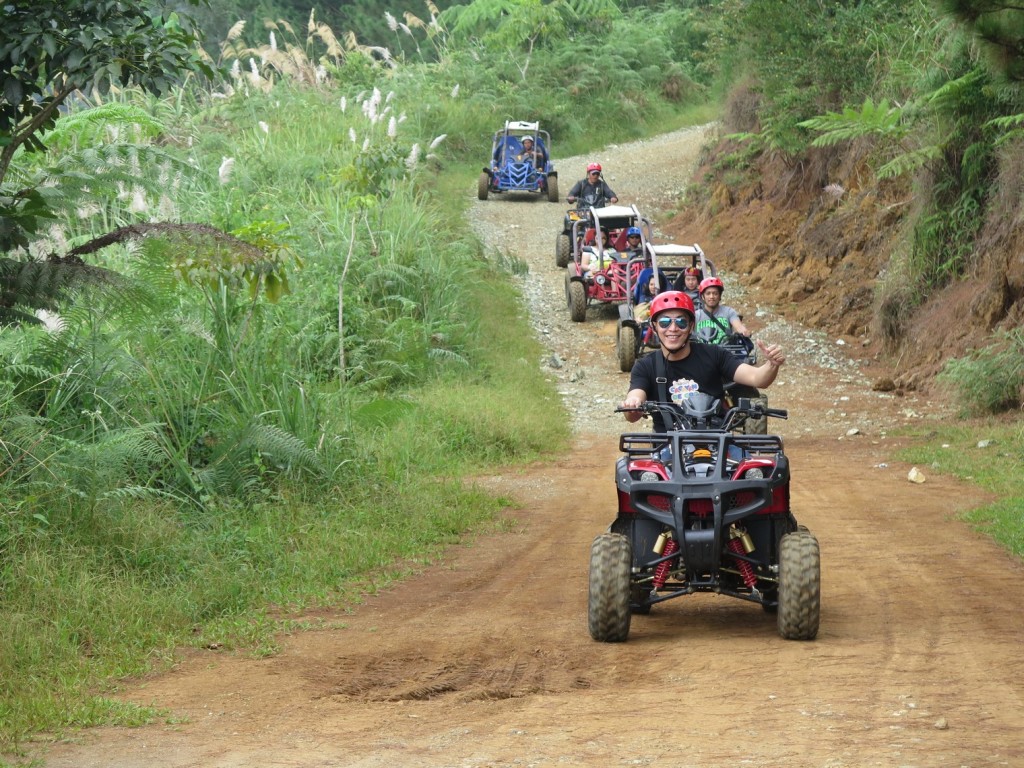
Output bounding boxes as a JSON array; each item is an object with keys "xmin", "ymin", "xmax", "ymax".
[{"xmin": 656, "ymin": 316, "xmax": 690, "ymax": 330}]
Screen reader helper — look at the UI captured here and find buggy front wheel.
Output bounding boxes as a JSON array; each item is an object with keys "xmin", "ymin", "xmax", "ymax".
[
  {"xmin": 477, "ymin": 172, "xmax": 490, "ymax": 200},
  {"xmin": 617, "ymin": 321, "xmax": 637, "ymax": 372},
  {"xmin": 547, "ymin": 175, "xmax": 559, "ymax": 202},
  {"xmin": 568, "ymin": 278, "xmax": 587, "ymax": 322},
  {"xmin": 589, "ymin": 533, "xmax": 632, "ymax": 642}
]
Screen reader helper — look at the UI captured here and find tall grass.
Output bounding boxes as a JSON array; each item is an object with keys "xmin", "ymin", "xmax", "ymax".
[{"xmin": 0, "ymin": 4, "xmax": 710, "ymax": 752}]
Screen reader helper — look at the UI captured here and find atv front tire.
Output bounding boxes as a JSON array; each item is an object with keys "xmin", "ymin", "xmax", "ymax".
[
  {"xmin": 477, "ymin": 172, "xmax": 490, "ymax": 201},
  {"xmin": 555, "ymin": 233, "xmax": 571, "ymax": 268},
  {"xmin": 777, "ymin": 530, "xmax": 821, "ymax": 640},
  {"xmin": 588, "ymin": 533, "xmax": 632, "ymax": 642}
]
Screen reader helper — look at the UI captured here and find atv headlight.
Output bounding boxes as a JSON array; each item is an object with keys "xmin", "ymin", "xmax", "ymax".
[
  {"xmin": 639, "ymin": 471, "xmax": 660, "ymax": 482},
  {"xmin": 744, "ymin": 467, "xmax": 765, "ymax": 479}
]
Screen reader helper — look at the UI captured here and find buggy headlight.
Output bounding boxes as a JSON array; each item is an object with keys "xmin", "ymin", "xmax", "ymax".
[
  {"xmin": 595, "ymin": 274, "xmax": 606, "ymax": 285},
  {"xmin": 744, "ymin": 467, "xmax": 765, "ymax": 479},
  {"xmin": 639, "ymin": 471, "xmax": 660, "ymax": 482}
]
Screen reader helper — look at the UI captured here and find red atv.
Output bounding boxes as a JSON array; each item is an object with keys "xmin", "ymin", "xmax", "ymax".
[{"xmin": 588, "ymin": 395, "xmax": 820, "ymax": 643}]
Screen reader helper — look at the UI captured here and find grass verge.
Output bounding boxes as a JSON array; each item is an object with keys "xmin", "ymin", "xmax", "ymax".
[{"xmin": 896, "ymin": 417, "xmax": 1024, "ymax": 557}]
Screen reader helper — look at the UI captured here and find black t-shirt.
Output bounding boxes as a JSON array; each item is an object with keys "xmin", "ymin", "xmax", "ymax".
[{"xmin": 628, "ymin": 344, "xmax": 742, "ymax": 431}]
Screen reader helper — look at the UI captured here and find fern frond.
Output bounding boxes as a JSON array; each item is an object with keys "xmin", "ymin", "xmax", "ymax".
[
  {"xmin": 926, "ymin": 69, "xmax": 987, "ymax": 110},
  {"xmin": 43, "ymin": 104, "xmax": 167, "ymax": 149},
  {"xmin": 798, "ymin": 98, "xmax": 907, "ymax": 147},
  {"xmin": 877, "ymin": 145, "xmax": 942, "ymax": 180},
  {"xmin": 244, "ymin": 422, "xmax": 323, "ymax": 474}
]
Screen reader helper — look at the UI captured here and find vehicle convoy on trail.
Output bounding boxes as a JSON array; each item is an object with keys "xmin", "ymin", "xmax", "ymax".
[
  {"xmin": 564, "ymin": 204, "xmax": 653, "ymax": 323},
  {"xmin": 615, "ymin": 242, "xmax": 713, "ymax": 373},
  {"xmin": 479, "ymin": 120, "xmax": 558, "ymax": 202},
  {"xmin": 588, "ymin": 395, "xmax": 820, "ymax": 643}
]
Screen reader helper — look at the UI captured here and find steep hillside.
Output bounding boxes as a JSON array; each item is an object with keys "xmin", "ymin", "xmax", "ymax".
[{"xmin": 664, "ymin": 127, "xmax": 1024, "ymax": 398}]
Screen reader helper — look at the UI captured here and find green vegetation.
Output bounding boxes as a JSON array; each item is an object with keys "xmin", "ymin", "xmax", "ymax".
[
  {"xmin": 4, "ymin": 0, "xmax": 1024, "ymax": 756},
  {"xmin": 897, "ymin": 420, "xmax": 1024, "ymax": 557},
  {"xmin": 0, "ymin": 0, "xmax": 716, "ymax": 753}
]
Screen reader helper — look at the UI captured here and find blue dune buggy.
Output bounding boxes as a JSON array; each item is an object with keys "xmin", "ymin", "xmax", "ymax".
[{"xmin": 478, "ymin": 120, "xmax": 559, "ymax": 202}]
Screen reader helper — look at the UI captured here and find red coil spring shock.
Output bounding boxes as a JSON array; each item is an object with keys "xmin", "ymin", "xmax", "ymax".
[
  {"xmin": 652, "ymin": 537, "xmax": 679, "ymax": 589},
  {"xmin": 727, "ymin": 536, "xmax": 757, "ymax": 588}
]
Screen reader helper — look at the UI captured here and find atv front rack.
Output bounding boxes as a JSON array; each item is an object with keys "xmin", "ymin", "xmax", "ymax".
[{"xmin": 619, "ymin": 429, "xmax": 785, "ymax": 477}]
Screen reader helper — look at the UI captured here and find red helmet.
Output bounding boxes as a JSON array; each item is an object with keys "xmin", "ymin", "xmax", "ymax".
[
  {"xmin": 649, "ymin": 291, "xmax": 695, "ymax": 321},
  {"xmin": 699, "ymin": 276, "xmax": 724, "ymax": 295},
  {"xmin": 586, "ymin": 162, "xmax": 602, "ymax": 173}
]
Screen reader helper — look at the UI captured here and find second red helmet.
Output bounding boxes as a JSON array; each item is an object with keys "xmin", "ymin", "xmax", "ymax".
[
  {"xmin": 699, "ymin": 276, "xmax": 724, "ymax": 295},
  {"xmin": 587, "ymin": 162, "xmax": 602, "ymax": 173}
]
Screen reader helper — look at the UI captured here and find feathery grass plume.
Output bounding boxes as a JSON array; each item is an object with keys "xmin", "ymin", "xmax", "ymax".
[
  {"xmin": 315, "ymin": 65, "xmax": 327, "ymax": 84},
  {"xmin": 398, "ymin": 113, "xmax": 407, "ymax": 123},
  {"xmin": 385, "ymin": 11, "xmax": 398, "ymax": 32},
  {"xmin": 368, "ymin": 47, "xmax": 395, "ymax": 68},
  {"xmin": 400, "ymin": 23, "xmax": 412, "ymax": 36},
  {"xmin": 259, "ymin": 121, "xmax": 270, "ymax": 134},
  {"xmin": 450, "ymin": 83, "xmax": 459, "ymax": 98},
  {"xmin": 308, "ymin": 7, "xmax": 316, "ymax": 34},
  {"xmin": 230, "ymin": 59, "xmax": 241, "ymax": 78},
  {"xmin": 225, "ymin": 20, "xmax": 246, "ymax": 42},
  {"xmin": 406, "ymin": 143, "xmax": 420, "ymax": 169},
  {"xmin": 428, "ymin": 134, "xmax": 447, "ymax": 150},
  {"xmin": 388, "ymin": 116, "xmax": 397, "ymax": 138},
  {"xmin": 349, "ymin": 128, "xmax": 357, "ymax": 143},
  {"xmin": 270, "ymin": 31, "xmax": 277, "ymax": 51},
  {"xmin": 427, "ymin": 0, "xmax": 439, "ymax": 15},
  {"xmin": 312, "ymin": 22, "xmax": 345, "ymax": 64},
  {"xmin": 824, "ymin": 183, "xmax": 845, "ymax": 199},
  {"xmin": 129, "ymin": 187, "xmax": 148, "ymax": 213},
  {"xmin": 404, "ymin": 12, "xmax": 427, "ymax": 29},
  {"xmin": 340, "ymin": 96, "xmax": 347, "ymax": 112},
  {"xmin": 249, "ymin": 58, "xmax": 261, "ymax": 85},
  {"xmin": 362, "ymin": 138, "xmax": 370, "ymax": 151}
]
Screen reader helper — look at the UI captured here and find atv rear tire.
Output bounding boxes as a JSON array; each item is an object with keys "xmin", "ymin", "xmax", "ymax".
[
  {"xmin": 568, "ymin": 278, "xmax": 587, "ymax": 323},
  {"xmin": 477, "ymin": 172, "xmax": 489, "ymax": 201},
  {"xmin": 777, "ymin": 530, "xmax": 821, "ymax": 640},
  {"xmin": 555, "ymin": 233, "xmax": 571, "ymax": 268},
  {"xmin": 588, "ymin": 533, "xmax": 632, "ymax": 642},
  {"xmin": 617, "ymin": 321, "xmax": 637, "ymax": 372},
  {"xmin": 547, "ymin": 174, "xmax": 559, "ymax": 202}
]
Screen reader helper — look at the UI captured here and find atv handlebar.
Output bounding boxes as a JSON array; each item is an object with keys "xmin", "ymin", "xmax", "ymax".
[{"xmin": 616, "ymin": 397, "xmax": 787, "ymax": 432}]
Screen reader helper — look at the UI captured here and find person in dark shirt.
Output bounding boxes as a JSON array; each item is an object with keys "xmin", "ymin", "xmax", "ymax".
[
  {"xmin": 566, "ymin": 162, "xmax": 618, "ymax": 205},
  {"xmin": 622, "ymin": 291, "xmax": 785, "ymax": 432}
]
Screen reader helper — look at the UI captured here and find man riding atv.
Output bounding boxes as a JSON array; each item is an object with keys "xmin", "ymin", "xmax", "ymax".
[
  {"xmin": 622, "ymin": 291, "xmax": 785, "ymax": 433},
  {"xmin": 566, "ymin": 163, "xmax": 618, "ymax": 206}
]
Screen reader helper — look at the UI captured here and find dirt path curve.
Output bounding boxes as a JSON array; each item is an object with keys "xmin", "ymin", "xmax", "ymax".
[{"xmin": 36, "ymin": 129, "xmax": 1024, "ymax": 768}]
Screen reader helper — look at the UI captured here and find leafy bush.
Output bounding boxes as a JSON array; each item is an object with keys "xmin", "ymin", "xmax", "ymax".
[{"xmin": 938, "ymin": 330, "xmax": 1024, "ymax": 415}]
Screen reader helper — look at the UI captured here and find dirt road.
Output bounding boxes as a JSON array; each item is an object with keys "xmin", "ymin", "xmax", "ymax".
[{"xmin": 35, "ymin": 129, "xmax": 1024, "ymax": 768}]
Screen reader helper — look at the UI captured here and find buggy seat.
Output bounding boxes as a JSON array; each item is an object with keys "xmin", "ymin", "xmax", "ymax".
[
  {"xmin": 634, "ymin": 267, "xmax": 670, "ymax": 304},
  {"xmin": 495, "ymin": 136, "xmax": 524, "ymax": 166}
]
